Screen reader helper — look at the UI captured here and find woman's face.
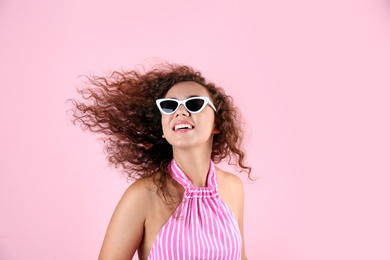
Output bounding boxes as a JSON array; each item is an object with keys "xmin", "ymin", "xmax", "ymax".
[{"xmin": 160, "ymin": 81, "xmax": 218, "ymax": 151}]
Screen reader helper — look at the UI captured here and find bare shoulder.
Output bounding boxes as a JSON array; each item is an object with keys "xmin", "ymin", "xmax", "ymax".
[
  {"xmin": 98, "ymin": 176, "xmax": 159, "ymax": 260},
  {"xmin": 215, "ymin": 168, "xmax": 247, "ymax": 260},
  {"xmin": 123, "ymin": 176, "xmax": 157, "ymax": 199},
  {"xmin": 216, "ymin": 167, "xmax": 245, "ymax": 219},
  {"xmin": 216, "ymin": 167, "xmax": 244, "ymax": 193},
  {"xmin": 107, "ymin": 176, "xmax": 159, "ymax": 229}
]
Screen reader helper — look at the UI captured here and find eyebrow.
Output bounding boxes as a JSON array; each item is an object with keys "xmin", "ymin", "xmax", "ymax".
[{"xmin": 164, "ymin": 95, "xmax": 200, "ymax": 99}]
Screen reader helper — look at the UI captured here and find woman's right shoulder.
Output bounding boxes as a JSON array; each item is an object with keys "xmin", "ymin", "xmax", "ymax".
[
  {"xmin": 121, "ymin": 176, "xmax": 159, "ymax": 205},
  {"xmin": 98, "ymin": 176, "xmax": 160, "ymax": 259},
  {"xmin": 107, "ymin": 176, "xmax": 160, "ymax": 227}
]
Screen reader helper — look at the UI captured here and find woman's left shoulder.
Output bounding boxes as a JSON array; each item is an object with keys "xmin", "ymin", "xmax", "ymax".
[
  {"xmin": 215, "ymin": 168, "xmax": 244, "ymax": 221},
  {"xmin": 216, "ymin": 168, "xmax": 244, "ymax": 194}
]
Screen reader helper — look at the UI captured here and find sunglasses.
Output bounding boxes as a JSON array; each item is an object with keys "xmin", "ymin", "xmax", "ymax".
[{"xmin": 156, "ymin": 96, "xmax": 217, "ymax": 115}]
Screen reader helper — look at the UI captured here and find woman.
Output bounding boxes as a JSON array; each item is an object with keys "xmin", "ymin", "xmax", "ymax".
[{"xmin": 71, "ymin": 63, "xmax": 252, "ymax": 259}]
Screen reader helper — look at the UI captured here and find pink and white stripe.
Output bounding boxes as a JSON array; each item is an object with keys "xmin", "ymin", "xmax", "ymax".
[{"xmin": 147, "ymin": 160, "xmax": 242, "ymax": 260}]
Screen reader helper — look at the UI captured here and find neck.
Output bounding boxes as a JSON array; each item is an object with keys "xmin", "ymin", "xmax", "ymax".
[{"xmin": 172, "ymin": 147, "xmax": 212, "ymax": 187}]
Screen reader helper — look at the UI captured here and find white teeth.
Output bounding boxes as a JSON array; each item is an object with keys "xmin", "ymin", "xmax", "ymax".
[{"xmin": 174, "ymin": 124, "xmax": 193, "ymax": 131}]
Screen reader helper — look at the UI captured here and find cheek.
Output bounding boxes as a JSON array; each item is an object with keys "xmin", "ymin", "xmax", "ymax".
[
  {"xmin": 200, "ymin": 113, "xmax": 217, "ymax": 132},
  {"xmin": 161, "ymin": 115, "xmax": 170, "ymax": 133}
]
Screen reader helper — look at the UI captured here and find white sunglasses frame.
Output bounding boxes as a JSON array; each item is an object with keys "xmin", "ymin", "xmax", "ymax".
[{"xmin": 156, "ymin": 96, "xmax": 217, "ymax": 115}]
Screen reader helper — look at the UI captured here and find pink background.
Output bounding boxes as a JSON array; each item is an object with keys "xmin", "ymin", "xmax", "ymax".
[{"xmin": 1, "ymin": 0, "xmax": 390, "ymax": 259}]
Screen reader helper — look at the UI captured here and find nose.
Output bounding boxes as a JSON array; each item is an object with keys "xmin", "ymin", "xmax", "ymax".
[{"xmin": 175, "ymin": 104, "xmax": 189, "ymax": 116}]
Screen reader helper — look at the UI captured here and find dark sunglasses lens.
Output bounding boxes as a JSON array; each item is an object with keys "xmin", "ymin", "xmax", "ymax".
[
  {"xmin": 160, "ymin": 100, "xmax": 178, "ymax": 113},
  {"xmin": 186, "ymin": 99, "xmax": 205, "ymax": 112}
]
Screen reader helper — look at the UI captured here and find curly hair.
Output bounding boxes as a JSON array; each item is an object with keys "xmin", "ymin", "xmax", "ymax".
[{"xmin": 69, "ymin": 62, "xmax": 251, "ymax": 202}]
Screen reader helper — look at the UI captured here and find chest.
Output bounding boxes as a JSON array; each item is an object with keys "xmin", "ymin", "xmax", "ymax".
[{"xmin": 147, "ymin": 195, "xmax": 242, "ymax": 259}]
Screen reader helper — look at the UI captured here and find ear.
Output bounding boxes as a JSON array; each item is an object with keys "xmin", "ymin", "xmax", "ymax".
[{"xmin": 212, "ymin": 127, "xmax": 220, "ymax": 134}]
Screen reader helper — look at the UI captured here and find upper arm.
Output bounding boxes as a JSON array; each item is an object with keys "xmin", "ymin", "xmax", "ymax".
[
  {"xmin": 98, "ymin": 180, "xmax": 149, "ymax": 260},
  {"xmin": 234, "ymin": 178, "xmax": 248, "ymax": 260},
  {"xmin": 229, "ymin": 175, "xmax": 247, "ymax": 260},
  {"xmin": 223, "ymin": 173, "xmax": 247, "ymax": 260},
  {"xmin": 217, "ymin": 170, "xmax": 248, "ymax": 259}
]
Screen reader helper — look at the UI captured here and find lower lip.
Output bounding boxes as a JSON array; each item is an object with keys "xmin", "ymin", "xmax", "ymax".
[{"xmin": 174, "ymin": 129, "xmax": 193, "ymax": 133}]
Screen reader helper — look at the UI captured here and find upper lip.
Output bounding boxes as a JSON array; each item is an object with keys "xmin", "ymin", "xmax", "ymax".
[{"xmin": 172, "ymin": 120, "xmax": 195, "ymax": 130}]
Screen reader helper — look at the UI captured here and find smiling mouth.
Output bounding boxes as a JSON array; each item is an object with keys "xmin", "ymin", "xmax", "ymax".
[{"xmin": 174, "ymin": 124, "xmax": 194, "ymax": 131}]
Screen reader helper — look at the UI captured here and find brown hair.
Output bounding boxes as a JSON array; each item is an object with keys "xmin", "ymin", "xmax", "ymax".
[{"xmin": 69, "ymin": 63, "xmax": 251, "ymax": 202}]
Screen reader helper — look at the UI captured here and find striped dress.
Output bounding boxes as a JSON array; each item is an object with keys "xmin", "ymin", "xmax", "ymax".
[{"xmin": 147, "ymin": 159, "xmax": 242, "ymax": 260}]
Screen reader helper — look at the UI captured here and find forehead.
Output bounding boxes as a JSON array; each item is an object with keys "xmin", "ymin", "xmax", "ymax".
[{"xmin": 165, "ymin": 81, "xmax": 211, "ymax": 99}]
